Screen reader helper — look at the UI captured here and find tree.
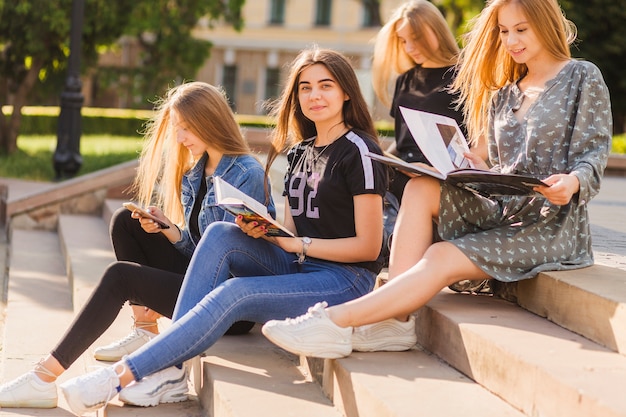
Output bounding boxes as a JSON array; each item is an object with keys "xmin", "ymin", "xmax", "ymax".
[
  {"xmin": 0, "ymin": 0, "xmax": 244, "ymax": 155},
  {"xmin": 0, "ymin": 0, "xmax": 134, "ymax": 154},
  {"xmin": 432, "ymin": 0, "xmax": 484, "ymax": 36},
  {"xmin": 99, "ymin": 0, "xmax": 244, "ymax": 109},
  {"xmin": 560, "ymin": 0, "xmax": 626, "ymax": 134}
]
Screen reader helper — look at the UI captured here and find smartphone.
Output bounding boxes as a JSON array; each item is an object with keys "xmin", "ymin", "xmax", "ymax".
[{"xmin": 123, "ymin": 202, "xmax": 170, "ymax": 229}]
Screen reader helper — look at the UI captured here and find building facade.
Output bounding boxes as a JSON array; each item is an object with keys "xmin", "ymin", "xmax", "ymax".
[{"xmin": 192, "ymin": 0, "xmax": 404, "ymax": 121}]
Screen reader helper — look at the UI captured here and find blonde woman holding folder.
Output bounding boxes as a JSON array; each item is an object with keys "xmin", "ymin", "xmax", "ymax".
[{"xmin": 262, "ymin": 0, "xmax": 612, "ymax": 359}]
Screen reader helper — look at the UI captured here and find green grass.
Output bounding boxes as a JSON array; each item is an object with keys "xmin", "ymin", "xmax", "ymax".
[{"xmin": 0, "ymin": 134, "xmax": 143, "ymax": 181}]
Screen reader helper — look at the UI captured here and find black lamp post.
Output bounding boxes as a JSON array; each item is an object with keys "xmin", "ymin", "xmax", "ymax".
[{"xmin": 53, "ymin": 0, "xmax": 85, "ymax": 180}]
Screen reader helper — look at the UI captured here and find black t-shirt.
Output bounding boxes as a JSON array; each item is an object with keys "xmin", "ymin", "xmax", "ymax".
[
  {"xmin": 390, "ymin": 65, "xmax": 466, "ymax": 164},
  {"xmin": 283, "ymin": 131, "xmax": 388, "ymax": 273}
]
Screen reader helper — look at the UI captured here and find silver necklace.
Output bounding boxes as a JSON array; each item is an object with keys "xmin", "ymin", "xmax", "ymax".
[{"xmin": 305, "ymin": 142, "xmax": 332, "ymax": 172}]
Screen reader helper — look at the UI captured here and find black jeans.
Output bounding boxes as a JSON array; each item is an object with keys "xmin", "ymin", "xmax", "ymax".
[
  {"xmin": 51, "ymin": 261, "xmax": 184, "ymax": 369},
  {"xmin": 51, "ymin": 208, "xmax": 188, "ymax": 369},
  {"xmin": 50, "ymin": 208, "xmax": 253, "ymax": 369},
  {"xmin": 110, "ymin": 206, "xmax": 189, "ymax": 274}
]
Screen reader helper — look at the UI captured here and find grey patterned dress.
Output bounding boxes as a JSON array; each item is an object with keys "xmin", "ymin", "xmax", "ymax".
[{"xmin": 438, "ymin": 60, "xmax": 612, "ymax": 282}]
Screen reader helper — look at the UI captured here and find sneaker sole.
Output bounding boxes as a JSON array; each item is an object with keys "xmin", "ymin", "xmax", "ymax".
[
  {"xmin": 262, "ymin": 326, "xmax": 351, "ymax": 359},
  {"xmin": 120, "ymin": 387, "xmax": 188, "ymax": 407},
  {"xmin": 0, "ymin": 397, "xmax": 57, "ymax": 408},
  {"xmin": 93, "ymin": 351, "xmax": 125, "ymax": 362},
  {"xmin": 352, "ymin": 337, "xmax": 417, "ymax": 352}
]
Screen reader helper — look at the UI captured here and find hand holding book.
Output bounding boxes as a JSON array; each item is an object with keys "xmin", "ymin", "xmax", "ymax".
[
  {"xmin": 368, "ymin": 108, "xmax": 548, "ymax": 197},
  {"xmin": 214, "ymin": 176, "xmax": 295, "ymax": 237}
]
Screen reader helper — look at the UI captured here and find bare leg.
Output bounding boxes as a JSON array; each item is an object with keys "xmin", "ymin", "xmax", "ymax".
[
  {"xmin": 34, "ymin": 355, "xmax": 65, "ymax": 383},
  {"xmin": 388, "ymin": 176, "xmax": 441, "ymax": 278},
  {"xmin": 131, "ymin": 305, "xmax": 161, "ymax": 334},
  {"xmin": 383, "ymin": 176, "xmax": 441, "ymax": 322},
  {"xmin": 113, "ymin": 362, "xmax": 136, "ymax": 388},
  {"xmin": 328, "ymin": 177, "xmax": 489, "ymax": 327},
  {"xmin": 328, "ymin": 241, "xmax": 490, "ymax": 328}
]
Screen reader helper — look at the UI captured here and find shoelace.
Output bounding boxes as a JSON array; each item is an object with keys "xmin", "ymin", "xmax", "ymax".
[
  {"xmin": 33, "ymin": 359, "xmax": 58, "ymax": 380},
  {"xmin": 105, "ymin": 328, "xmax": 148, "ymax": 348},
  {"xmin": 1, "ymin": 372, "xmax": 33, "ymax": 389},
  {"xmin": 285, "ymin": 302, "xmax": 328, "ymax": 326},
  {"xmin": 81, "ymin": 367, "xmax": 121, "ymax": 407}
]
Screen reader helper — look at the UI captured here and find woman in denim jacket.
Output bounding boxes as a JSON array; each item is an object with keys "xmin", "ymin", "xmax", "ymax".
[{"xmin": 0, "ymin": 81, "xmax": 274, "ymax": 409}]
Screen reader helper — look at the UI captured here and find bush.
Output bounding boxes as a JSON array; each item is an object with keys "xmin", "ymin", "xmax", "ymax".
[{"xmin": 6, "ymin": 106, "xmax": 397, "ymax": 138}]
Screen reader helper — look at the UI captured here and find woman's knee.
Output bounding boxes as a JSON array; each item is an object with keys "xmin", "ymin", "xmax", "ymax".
[
  {"xmin": 423, "ymin": 242, "xmax": 487, "ymax": 283},
  {"xmin": 110, "ymin": 206, "xmax": 135, "ymax": 236},
  {"xmin": 99, "ymin": 261, "xmax": 137, "ymax": 289},
  {"xmin": 403, "ymin": 177, "xmax": 440, "ymax": 215},
  {"xmin": 198, "ymin": 222, "xmax": 245, "ymax": 251}
]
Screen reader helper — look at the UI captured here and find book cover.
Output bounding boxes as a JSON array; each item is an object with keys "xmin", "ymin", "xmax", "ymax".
[
  {"xmin": 214, "ymin": 176, "xmax": 295, "ymax": 237},
  {"xmin": 372, "ymin": 108, "xmax": 548, "ymax": 197}
]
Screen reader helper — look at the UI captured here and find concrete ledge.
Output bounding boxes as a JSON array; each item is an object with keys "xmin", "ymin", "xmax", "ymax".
[
  {"xmin": 58, "ymin": 214, "xmax": 115, "ymax": 308},
  {"xmin": 7, "ymin": 160, "xmax": 137, "ymax": 230},
  {"xmin": 606, "ymin": 154, "xmax": 626, "ymax": 177},
  {"xmin": 517, "ymin": 265, "xmax": 626, "ymax": 355},
  {"xmin": 415, "ymin": 291, "xmax": 626, "ymax": 417}
]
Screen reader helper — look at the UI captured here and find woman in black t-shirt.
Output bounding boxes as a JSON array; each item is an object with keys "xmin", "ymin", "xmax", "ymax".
[
  {"xmin": 372, "ymin": 0, "xmax": 485, "ymax": 201},
  {"xmin": 55, "ymin": 47, "xmax": 389, "ymax": 415}
]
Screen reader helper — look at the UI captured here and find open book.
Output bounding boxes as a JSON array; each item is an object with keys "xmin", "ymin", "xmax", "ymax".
[
  {"xmin": 214, "ymin": 176, "xmax": 295, "ymax": 237},
  {"xmin": 368, "ymin": 108, "xmax": 548, "ymax": 197}
]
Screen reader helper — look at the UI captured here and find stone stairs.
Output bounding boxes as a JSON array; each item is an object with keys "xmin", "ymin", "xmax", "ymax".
[{"xmin": 1, "ymin": 167, "xmax": 625, "ymax": 416}]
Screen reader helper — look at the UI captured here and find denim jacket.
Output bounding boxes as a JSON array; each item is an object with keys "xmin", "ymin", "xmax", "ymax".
[{"xmin": 173, "ymin": 152, "xmax": 275, "ymax": 258}]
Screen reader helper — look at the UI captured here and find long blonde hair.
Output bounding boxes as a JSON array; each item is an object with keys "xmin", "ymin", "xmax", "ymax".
[
  {"xmin": 264, "ymin": 47, "xmax": 378, "ymax": 176},
  {"xmin": 132, "ymin": 81, "xmax": 251, "ymax": 226},
  {"xmin": 372, "ymin": 0, "xmax": 460, "ymax": 107},
  {"xmin": 453, "ymin": 0, "xmax": 576, "ymax": 143}
]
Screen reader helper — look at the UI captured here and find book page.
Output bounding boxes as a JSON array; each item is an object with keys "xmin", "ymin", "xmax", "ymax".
[
  {"xmin": 214, "ymin": 176, "xmax": 269, "ymax": 217},
  {"xmin": 214, "ymin": 177, "xmax": 295, "ymax": 237},
  {"xmin": 398, "ymin": 107, "xmax": 471, "ymax": 176}
]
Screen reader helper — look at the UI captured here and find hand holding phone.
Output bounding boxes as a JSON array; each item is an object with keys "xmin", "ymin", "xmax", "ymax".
[{"xmin": 123, "ymin": 202, "xmax": 170, "ymax": 229}]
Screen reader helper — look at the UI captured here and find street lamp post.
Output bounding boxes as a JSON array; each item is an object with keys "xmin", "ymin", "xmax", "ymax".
[{"xmin": 53, "ymin": 0, "xmax": 85, "ymax": 180}]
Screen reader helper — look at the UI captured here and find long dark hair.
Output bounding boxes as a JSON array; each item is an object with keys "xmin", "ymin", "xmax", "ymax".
[{"xmin": 264, "ymin": 46, "xmax": 378, "ymax": 177}]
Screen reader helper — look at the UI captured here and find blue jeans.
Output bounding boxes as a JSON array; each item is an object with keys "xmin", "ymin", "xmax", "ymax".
[{"xmin": 124, "ymin": 222, "xmax": 376, "ymax": 380}]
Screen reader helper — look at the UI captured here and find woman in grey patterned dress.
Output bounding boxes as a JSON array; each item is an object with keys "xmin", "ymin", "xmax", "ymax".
[{"xmin": 260, "ymin": 0, "xmax": 612, "ymax": 358}]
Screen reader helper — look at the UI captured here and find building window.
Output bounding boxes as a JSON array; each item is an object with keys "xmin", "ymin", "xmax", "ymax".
[
  {"xmin": 269, "ymin": 0, "xmax": 285, "ymax": 25},
  {"xmin": 264, "ymin": 68, "xmax": 281, "ymax": 108},
  {"xmin": 362, "ymin": 0, "xmax": 381, "ymax": 27},
  {"xmin": 222, "ymin": 65, "xmax": 238, "ymax": 110},
  {"xmin": 315, "ymin": 0, "xmax": 332, "ymax": 26}
]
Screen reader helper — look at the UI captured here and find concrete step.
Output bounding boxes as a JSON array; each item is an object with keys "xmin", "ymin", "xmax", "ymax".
[
  {"xmin": 414, "ymin": 289, "xmax": 626, "ymax": 417},
  {"xmin": 197, "ymin": 326, "xmax": 342, "ymax": 417},
  {"xmin": 0, "ymin": 226, "xmax": 204, "ymax": 416},
  {"xmin": 516, "ymin": 266, "xmax": 626, "ymax": 356},
  {"xmin": 306, "ymin": 348, "xmax": 526, "ymax": 417},
  {"xmin": 57, "ymin": 210, "xmax": 345, "ymax": 417},
  {"xmin": 1, "ymin": 229, "xmax": 81, "ymax": 416},
  {"xmin": 57, "ymin": 213, "xmax": 203, "ymax": 416}
]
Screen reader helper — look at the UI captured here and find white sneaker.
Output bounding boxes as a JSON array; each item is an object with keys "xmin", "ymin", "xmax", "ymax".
[
  {"xmin": 352, "ymin": 316, "xmax": 417, "ymax": 352},
  {"xmin": 0, "ymin": 371, "xmax": 57, "ymax": 408},
  {"xmin": 262, "ymin": 302, "xmax": 352, "ymax": 359},
  {"xmin": 59, "ymin": 366, "xmax": 120, "ymax": 416},
  {"xmin": 94, "ymin": 328, "xmax": 155, "ymax": 362},
  {"xmin": 119, "ymin": 365, "xmax": 188, "ymax": 407}
]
